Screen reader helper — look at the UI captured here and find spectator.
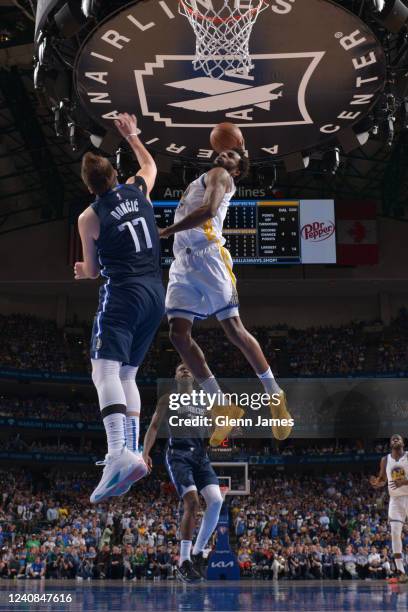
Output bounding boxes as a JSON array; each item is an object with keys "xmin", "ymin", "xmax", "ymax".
[{"xmin": 27, "ymin": 555, "xmax": 45, "ymax": 579}]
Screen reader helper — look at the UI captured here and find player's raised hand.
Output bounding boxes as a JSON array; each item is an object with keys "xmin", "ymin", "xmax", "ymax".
[
  {"xmin": 114, "ymin": 113, "xmax": 139, "ymax": 140},
  {"xmin": 74, "ymin": 261, "xmax": 88, "ymax": 280}
]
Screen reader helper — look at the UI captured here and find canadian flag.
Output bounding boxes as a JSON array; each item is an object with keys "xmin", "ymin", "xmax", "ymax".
[{"xmin": 336, "ymin": 201, "xmax": 378, "ymax": 265}]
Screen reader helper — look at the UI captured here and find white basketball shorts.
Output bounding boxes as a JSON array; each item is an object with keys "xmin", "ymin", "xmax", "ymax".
[
  {"xmin": 166, "ymin": 244, "xmax": 239, "ymax": 322},
  {"xmin": 389, "ymin": 496, "xmax": 408, "ymax": 523}
]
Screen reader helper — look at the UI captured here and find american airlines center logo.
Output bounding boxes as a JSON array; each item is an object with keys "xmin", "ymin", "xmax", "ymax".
[{"xmin": 75, "ymin": 0, "xmax": 386, "ymax": 161}]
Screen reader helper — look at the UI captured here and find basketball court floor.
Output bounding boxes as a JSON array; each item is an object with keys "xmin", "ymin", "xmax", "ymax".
[{"xmin": 0, "ymin": 580, "xmax": 406, "ymax": 612}]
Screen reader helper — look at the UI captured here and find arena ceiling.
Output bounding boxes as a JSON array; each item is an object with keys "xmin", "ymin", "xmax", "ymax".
[{"xmin": 0, "ymin": 0, "xmax": 407, "ymax": 237}]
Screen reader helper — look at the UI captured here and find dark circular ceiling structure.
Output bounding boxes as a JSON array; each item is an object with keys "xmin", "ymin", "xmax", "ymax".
[{"xmin": 34, "ymin": 0, "xmax": 408, "ymax": 170}]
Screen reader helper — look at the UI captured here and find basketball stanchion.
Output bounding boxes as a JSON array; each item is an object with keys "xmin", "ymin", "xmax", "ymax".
[{"xmin": 207, "ymin": 481, "xmax": 240, "ymax": 580}]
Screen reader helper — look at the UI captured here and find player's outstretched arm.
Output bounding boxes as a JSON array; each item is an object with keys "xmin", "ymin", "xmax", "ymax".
[
  {"xmin": 142, "ymin": 394, "xmax": 169, "ymax": 471},
  {"xmin": 74, "ymin": 207, "xmax": 100, "ymax": 280},
  {"xmin": 369, "ymin": 456, "xmax": 387, "ymax": 488},
  {"xmin": 160, "ymin": 167, "xmax": 230, "ymax": 239},
  {"xmin": 114, "ymin": 113, "xmax": 157, "ymax": 198}
]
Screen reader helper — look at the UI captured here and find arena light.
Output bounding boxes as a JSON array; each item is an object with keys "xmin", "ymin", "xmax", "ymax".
[
  {"xmin": 68, "ymin": 122, "xmax": 78, "ymax": 151},
  {"xmin": 33, "ymin": 61, "xmax": 44, "ymax": 90},
  {"xmin": 376, "ymin": 0, "xmax": 408, "ymax": 33},
  {"xmin": 385, "ymin": 116, "xmax": 396, "ymax": 146},
  {"xmin": 372, "ymin": 0, "xmax": 386, "ymax": 11},
  {"xmin": 322, "ymin": 148, "xmax": 341, "ymax": 175},
  {"xmin": 116, "ymin": 147, "xmax": 124, "ymax": 177},
  {"xmin": 81, "ymin": 0, "xmax": 100, "ymax": 18},
  {"xmin": 81, "ymin": 0, "xmax": 93, "ymax": 18},
  {"xmin": 53, "ymin": 104, "xmax": 63, "ymax": 137},
  {"xmin": 37, "ymin": 37, "xmax": 49, "ymax": 67}
]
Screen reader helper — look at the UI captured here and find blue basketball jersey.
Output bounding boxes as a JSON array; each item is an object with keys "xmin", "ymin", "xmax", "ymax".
[{"xmin": 91, "ymin": 179, "xmax": 161, "ymax": 281}]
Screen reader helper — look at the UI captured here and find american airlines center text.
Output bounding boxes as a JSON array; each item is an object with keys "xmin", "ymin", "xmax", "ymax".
[{"xmin": 76, "ymin": 0, "xmax": 386, "ymax": 160}]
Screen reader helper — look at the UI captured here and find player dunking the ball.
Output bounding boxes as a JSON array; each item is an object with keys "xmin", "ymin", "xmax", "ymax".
[
  {"xmin": 370, "ymin": 434, "xmax": 408, "ymax": 583},
  {"xmin": 143, "ymin": 363, "xmax": 223, "ymax": 582},
  {"xmin": 75, "ymin": 113, "xmax": 165, "ymax": 503},
  {"xmin": 160, "ymin": 128, "xmax": 292, "ymax": 446}
]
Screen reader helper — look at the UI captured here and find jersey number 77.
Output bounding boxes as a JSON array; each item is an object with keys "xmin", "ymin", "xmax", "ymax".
[{"xmin": 118, "ymin": 217, "xmax": 152, "ymax": 253}]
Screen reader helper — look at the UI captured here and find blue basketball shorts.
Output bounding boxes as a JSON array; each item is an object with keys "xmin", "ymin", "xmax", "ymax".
[
  {"xmin": 165, "ymin": 446, "xmax": 219, "ymax": 498},
  {"xmin": 90, "ymin": 279, "xmax": 165, "ymax": 366}
]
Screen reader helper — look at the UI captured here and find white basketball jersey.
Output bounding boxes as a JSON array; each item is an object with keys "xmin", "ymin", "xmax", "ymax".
[
  {"xmin": 173, "ymin": 173, "xmax": 236, "ymax": 257},
  {"xmin": 386, "ymin": 452, "xmax": 408, "ymax": 497}
]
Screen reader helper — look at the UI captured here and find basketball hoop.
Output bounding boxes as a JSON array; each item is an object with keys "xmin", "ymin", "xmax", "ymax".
[{"xmin": 179, "ymin": 0, "xmax": 268, "ymax": 79}]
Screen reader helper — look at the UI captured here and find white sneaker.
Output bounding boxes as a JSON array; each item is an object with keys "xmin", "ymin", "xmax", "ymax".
[
  {"xmin": 112, "ymin": 451, "xmax": 148, "ymax": 496},
  {"xmin": 90, "ymin": 446, "xmax": 148, "ymax": 503}
]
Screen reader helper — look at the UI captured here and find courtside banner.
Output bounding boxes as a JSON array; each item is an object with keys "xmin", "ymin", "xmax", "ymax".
[{"xmin": 299, "ymin": 200, "xmax": 336, "ymax": 264}]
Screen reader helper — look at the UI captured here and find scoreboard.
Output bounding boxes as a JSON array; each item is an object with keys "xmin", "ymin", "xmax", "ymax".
[{"xmin": 154, "ymin": 200, "xmax": 302, "ymax": 265}]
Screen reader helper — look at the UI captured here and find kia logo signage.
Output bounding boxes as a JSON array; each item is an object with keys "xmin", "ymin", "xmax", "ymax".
[{"xmin": 75, "ymin": 0, "xmax": 386, "ymax": 161}]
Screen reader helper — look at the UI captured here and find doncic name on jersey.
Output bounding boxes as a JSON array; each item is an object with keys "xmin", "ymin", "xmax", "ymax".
[
  {"xmin": 75, "ymin": 0, "xmax": 386, "ymax": 162},
  {"xmin": 110, "ymin": 193, "xmax": 140, "ymax": 221}
]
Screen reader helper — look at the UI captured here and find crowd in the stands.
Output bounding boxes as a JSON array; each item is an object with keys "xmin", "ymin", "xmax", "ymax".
[
  {"xmin": 0, "ymin": 397, "xmax": 99, "ymax": 422},
  {"xmin": 1, "ymin": 310, "xmax": 408, "ymax": 378},
  {"xmin": 0, "ymin": 435, "xmax": 105, "ymax": 455},
  {"xmin": 0, "ymin": 468, "xmax": 405, "ymax": 580}
]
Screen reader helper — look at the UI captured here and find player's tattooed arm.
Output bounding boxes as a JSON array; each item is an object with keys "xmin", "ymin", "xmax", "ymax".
[
  {"xmin": 142, "ymin": 394, "xmax": 170, "ymax": 471},
  {"xmin": 369, "ymin": 456, "xmax": 387, "ymax": 488},
  {"xmin": 159, "ymin": 167, "xmax": 230, "ymax": 239},
  {"xmin": 114, "ymin": 113, "xmax": 157, "ymax": 198},
  {"xmin": 74, "ymin": 207, "xmax": 100, "ymax": 280}
]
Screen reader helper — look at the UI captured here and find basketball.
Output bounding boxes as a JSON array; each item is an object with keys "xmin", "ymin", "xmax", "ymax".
[{"xmin": 210, "ymin": 122, "xmax": 245, "ymax": 153}]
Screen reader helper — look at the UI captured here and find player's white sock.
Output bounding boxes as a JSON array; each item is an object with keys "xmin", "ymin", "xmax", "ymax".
[
  {"xmin": 101, "ymin": 410, "xmax": 126, "ymax": 457},
  {"xmin": 179, "ymin": 540, "xmax": 192, "ymax": 566},
  {"xmin": 92, "ymin": 359, "xmax": 127, "ymax": 457},
  {"xmin": 119, "ymin": 365, "xmax": 141, "ymax": 452},
  {"xmin": 257, "ymin": 367, "xmax": 281, "ymax": 395},
  {"xmin": 193, "ymin": 485, "xmax": 223, "ymax": 555},
  {"xmin": 396, "ymin": 558, "xmax": 405, "ymax": 573},
  {"xmin": 200, "ymin": 376, "xmax": 229, "ymax": 406},
  {"xmin": 126, "ymin": 415, "xmax": 140, "ymax": 452}
]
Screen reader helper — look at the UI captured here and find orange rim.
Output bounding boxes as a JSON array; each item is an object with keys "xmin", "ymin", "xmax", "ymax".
[{"xmin": 179, "ymin": 0, "xmax": 266, "ymax": 25}]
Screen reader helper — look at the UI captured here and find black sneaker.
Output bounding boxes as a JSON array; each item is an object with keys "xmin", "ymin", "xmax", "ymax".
[
  {"xmin": 191, "ymin": 552, "xmax": 207, "ymax": 579},
  {"xmin": 176, "ymin": 560, "xmax": 201, "ymax": 583}
]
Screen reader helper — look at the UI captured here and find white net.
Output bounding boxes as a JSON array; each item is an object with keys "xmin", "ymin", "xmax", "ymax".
[{"xmin": 179, "ymin": 0, "xmax": 268, "ymax": 79}]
